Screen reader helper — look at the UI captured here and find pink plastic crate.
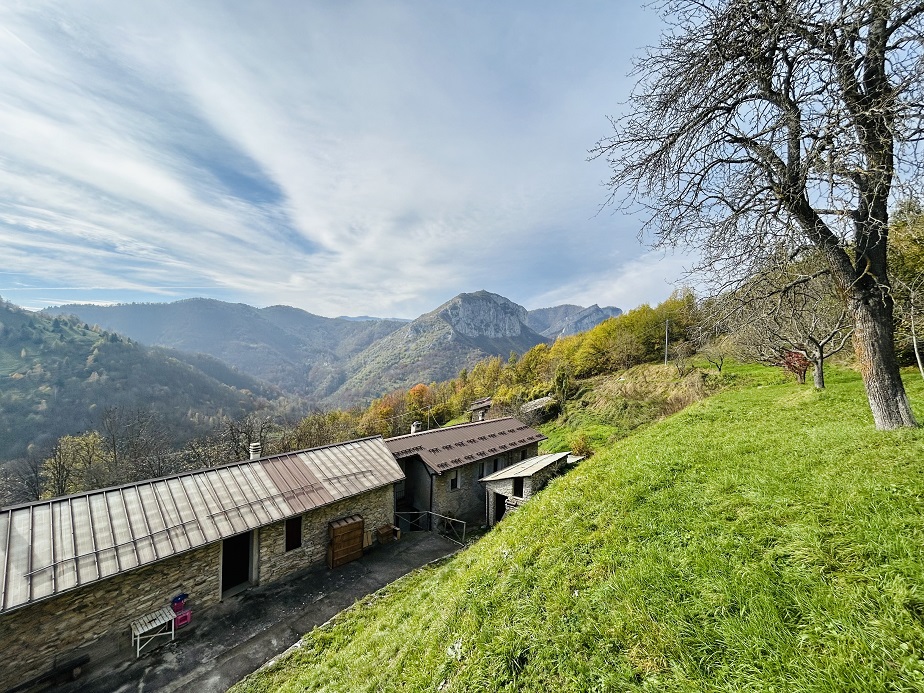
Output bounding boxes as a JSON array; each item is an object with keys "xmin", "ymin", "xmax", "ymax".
[{"xmin": 174, "ymin": 610, "xmax": 191, "ymax": 628}]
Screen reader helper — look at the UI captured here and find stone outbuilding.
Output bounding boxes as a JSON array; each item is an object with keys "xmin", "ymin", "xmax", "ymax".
[
  {"xmin": 0, "ymin": 437, "xmax": 403, "ymax": 692},
  {"xmin": 385, "ymin": 417, "xmax": 546, "ymax": 528},
  {"xmin": 468, "ymin": 397, "xmax": 492, "ymax": 422},
  {"xmin": 480, "ymin": 451, "xmax": 582, "ymax": 526}
]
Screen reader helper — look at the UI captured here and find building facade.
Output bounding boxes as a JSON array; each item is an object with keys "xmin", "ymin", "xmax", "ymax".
[
  {"xmin": 385, "ymin": 417, "xmax": 546, "ymax": 527},
  {"xmin": 0, "ymin": 437, "xmax": 402, "ymax": 691}
]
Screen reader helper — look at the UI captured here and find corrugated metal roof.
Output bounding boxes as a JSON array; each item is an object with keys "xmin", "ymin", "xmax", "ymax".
[
  {"xmin": 0, "ymin": 437, "xmax": 403, "ymax": 615},
  {"xmin": 385, "ymin": 417, "xmax": 546, "ymax": 474},
  {"xmin": 480, "ymin": 452, "xmax": 582, "ymax": 482}
]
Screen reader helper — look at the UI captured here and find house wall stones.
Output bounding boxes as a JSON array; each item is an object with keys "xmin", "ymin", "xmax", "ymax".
[
  {"xmin": 483, "ymin": 457, "xmax": 560, "ymax": 527},
  {"xmin": 258, "ymin": 485, "xmax": 394, "ymax": 585}
]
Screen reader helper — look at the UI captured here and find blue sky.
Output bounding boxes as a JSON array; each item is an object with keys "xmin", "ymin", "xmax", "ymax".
[{"xmin": 0, "ymin": 1, "xmax": 695, "ymax": 319}]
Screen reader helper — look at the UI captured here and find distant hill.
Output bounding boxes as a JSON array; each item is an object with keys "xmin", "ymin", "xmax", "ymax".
[
  {"xmin": 0, "ymin": 300, "xmax": 278, "ymax": 461},
  {"xmin": 330, "ymin": 291, "xmax": 550, "ymax": 404},
  {"xmin": 336, "ymin": 315, "xmax": 411, "ymax": 323},
  {"xmin": 48, "ymin": 293, "xmax": 620, "ymax": 407},
  {"xmin": 46, "ymin": 299, "xmax": 407, "ymax": 401},
  {"xmin": 527, "ymin": 303, "xmax": 622, "ymax": 338}
]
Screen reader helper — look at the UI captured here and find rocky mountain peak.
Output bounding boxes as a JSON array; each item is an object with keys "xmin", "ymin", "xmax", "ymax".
[{"xmin": 436, "ymin": 290, "xmax": 529, "ymax": 339}]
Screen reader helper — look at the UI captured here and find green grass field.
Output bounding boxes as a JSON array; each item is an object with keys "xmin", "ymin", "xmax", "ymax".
[{"xmin": 231, "ymin": 365, "xmax": 924, "ymax": 692}]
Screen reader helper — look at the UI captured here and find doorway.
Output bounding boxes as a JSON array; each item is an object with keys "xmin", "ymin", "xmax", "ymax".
[
  {"xmin": 494, "ymin": 493, "xmax": 507, "ymax": 523},
  {"xmin": 222, "ymin": 531, "xmax": 253, "ymax": 595}
]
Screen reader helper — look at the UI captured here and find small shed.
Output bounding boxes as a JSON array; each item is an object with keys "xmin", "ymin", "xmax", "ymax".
[
  {"xmin": 480, "ymin": 451, "xmax": 582, "ymax": 526},
  {"xmin": 468, "ymin": 397, "xmax": 492, "ymax": 422}
]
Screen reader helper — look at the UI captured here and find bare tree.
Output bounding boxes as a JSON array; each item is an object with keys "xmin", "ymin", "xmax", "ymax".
[
  {"xmin": 100, "ymin": 406, "xmax": 171, "ymax": 484},
  {"xmin": 0, "ymin": 454, "xmax": 44, "ymax": 505},
  {"xmin": 593, "ymin": 0, "xmax": 924, "ymax": 428},
  {"xmin": 223, "ymin": 413, "xmax": 277, "ymax": 461},
  {"xmin": 731, "ymin": 259, "xmax": 854, "ymax": 388}
]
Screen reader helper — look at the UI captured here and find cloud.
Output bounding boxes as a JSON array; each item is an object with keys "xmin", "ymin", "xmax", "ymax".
[
  {"xmin": 526, "ymin": 249, "xmax": 702, "ymax": 312},
  {"xmin": 0, "ymin": 1, "xmax": 671, "ymax": 318}
]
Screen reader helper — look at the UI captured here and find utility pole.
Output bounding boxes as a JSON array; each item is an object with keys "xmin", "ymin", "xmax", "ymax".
[{"xmin": 664, "ymin": 318, "xmax": 669, "ymax": 367}]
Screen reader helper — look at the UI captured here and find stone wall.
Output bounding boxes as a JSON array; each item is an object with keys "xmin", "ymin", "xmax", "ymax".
[
  {"xmin": 258, "ymin": 484, "xmax": 394, "ymax": 585},
  {"xmin": 0, "ymin": 542, "xmax": 221, "ymax": 691},
  {"xmin": 482, "ymin": 445, "xmax": 554, "ymax": 526}
]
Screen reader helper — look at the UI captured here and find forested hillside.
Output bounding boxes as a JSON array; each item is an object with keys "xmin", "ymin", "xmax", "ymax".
[
  {"xmin": 0, "ymin": 300, "xmax": 279, "ymax": 461},
  {"xmin": 45, "ymin": 298, "xmax": 408, "ymax": 400},
  {"xmin": 46, "ymin": 293, "xmax": 623, "ymax": 406}
]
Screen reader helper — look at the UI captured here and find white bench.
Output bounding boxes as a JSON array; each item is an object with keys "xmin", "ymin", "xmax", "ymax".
[{"xmin": 130, "ymin": 605, "xmax": 176, "ymax": 658}]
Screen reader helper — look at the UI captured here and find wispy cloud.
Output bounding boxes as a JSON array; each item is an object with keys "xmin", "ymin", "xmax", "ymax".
[{"xmin": 0, "ymin": 1, "xmax": 671, "ymax": 318}]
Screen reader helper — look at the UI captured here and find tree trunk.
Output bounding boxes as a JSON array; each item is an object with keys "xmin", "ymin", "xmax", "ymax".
[
  {"xmin": 812, "ymin": 353, "xmax": 825, "ymax": 389},
  {"xmin": 851, "ymin": 297, "xmax": 918, "ymax": 429}
]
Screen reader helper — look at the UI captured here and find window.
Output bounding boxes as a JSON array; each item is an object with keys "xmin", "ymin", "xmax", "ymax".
[
  {"xmin": 513, "ymin": 477, "xmax": 525, "ymax": 498},
  {"xmin": 521, "ymin": 449, "xmax": 528, "ymax": 461},
  {"xmin": 285, "ymin": 516, "xmax": 302, "ymax": 552},
  {"xmin": 449, "ymin": 469, "xmax": 460, "ymax": 491},
  {"xmin": 478, "ymin": 461, "xmax": 485, "ymax": 478},
  {"xmin": 493, "ymin": 458, "xmax": 500, "ymax": 473}
]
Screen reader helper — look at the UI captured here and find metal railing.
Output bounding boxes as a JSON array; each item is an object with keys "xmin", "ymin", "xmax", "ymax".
[{"xmin": 394, "ymin": 511, "xmax": 467, "ymax": 546}]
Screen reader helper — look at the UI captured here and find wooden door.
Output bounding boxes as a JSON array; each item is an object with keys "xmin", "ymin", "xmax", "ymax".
[{"xmin": 327, "ymin": 515, "xmax": 364, "ymax": 568}]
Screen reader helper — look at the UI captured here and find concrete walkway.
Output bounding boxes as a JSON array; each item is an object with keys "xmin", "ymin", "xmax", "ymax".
[{"xmin": 59, "ymin": 532, "xmax": 460, "ymax": 693}]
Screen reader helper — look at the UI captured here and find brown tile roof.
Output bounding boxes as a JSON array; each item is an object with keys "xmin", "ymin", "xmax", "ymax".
[
  {"xmin": 0, "ymin": 437, "xmax": 402, "ymax": 615},
  {"xmin": 385, "ymin": 417, "xmax": 546, "ymax": 474}
]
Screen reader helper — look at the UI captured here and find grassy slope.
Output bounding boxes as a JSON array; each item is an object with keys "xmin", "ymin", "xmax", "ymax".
[{"xmin": 232, "ymin": 366, "xmax": 924, "ymax": 692}]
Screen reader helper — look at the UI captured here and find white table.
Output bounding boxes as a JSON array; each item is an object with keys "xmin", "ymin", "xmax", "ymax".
[{"xmin": 130, "ymin": 605, "xmax": 176, "ymax": 658}]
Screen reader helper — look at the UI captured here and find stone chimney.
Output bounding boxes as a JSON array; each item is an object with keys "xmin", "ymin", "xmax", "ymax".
[
  {"xmin": 410, "ymin": 421, "xmax": 423, "ymax": 434},
  {"xmin": 249, "ymin": 442, "xmax": 262, "ymax": 460}
]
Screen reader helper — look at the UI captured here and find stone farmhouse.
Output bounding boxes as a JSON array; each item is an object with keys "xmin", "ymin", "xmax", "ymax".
[
  {"xmin": 0, "ymin": 437, "xmax": 402, "ymax": 692},
  {"xmin": 385, "ymin": 417, "xmax": 546, "ymax": 527},
  {"xmin": 480, "ymin": 451, "xmax": 582, "ymax": 526}
]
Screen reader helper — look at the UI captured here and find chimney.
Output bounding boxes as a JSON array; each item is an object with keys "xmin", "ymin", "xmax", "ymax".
[
  {"xmin": 410, "ymin": 421, "xmax": 423, "ymax": 434},
  {"xmin": 249, "ymin": 442, "xmax": 262, "ymax": 460}
]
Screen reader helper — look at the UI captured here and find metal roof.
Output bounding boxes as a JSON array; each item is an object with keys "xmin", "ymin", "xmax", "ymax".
[
  {"xmin": 385, "ymin": 417, "xmax": 546, "ymax": 474},
  {"xmin": 0, "ymin": 436, "xmax": 403, "ymax": 615},
  {"xmin": 480, "ymin": 452, "xmax": 582, "ymax": 483}
]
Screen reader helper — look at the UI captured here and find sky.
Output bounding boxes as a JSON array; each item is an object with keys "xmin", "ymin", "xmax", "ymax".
[{"xmin": 0, "ymin": 0, "xmax": 695, "ymax": 319}]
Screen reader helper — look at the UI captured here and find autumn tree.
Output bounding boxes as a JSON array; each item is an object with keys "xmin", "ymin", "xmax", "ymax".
[{"xmin": 593, "ymin": 0, "xmax": 923, "ymax": 428}]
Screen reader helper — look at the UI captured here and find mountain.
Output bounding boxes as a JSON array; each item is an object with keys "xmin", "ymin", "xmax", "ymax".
[
  {"xmin": 336, "ymin": 315, "xmax": 411, "ymax": 323},
  {"xmin": 0, "ymin": 300, "xmax": 278, "ymax": 461},
  {"xmin": 46, "ymin": 293, "xmax": 618, "ymax": 408},
  {"xmin": 46, "ymin": 299, "xmax": 407, "ymax": 401},
  {"xmin": 330, "ymin": 291, "xmax": 549, "ymax": 403},
  {"xmin": 527, "ymin": 303, "xmax": 622, "ymax": 338}
]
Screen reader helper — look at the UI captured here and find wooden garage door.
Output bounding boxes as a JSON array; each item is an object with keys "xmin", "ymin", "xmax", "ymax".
[{"xmin": 327, "ymin": 515, "xmax": 364, "ymax": 568}]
